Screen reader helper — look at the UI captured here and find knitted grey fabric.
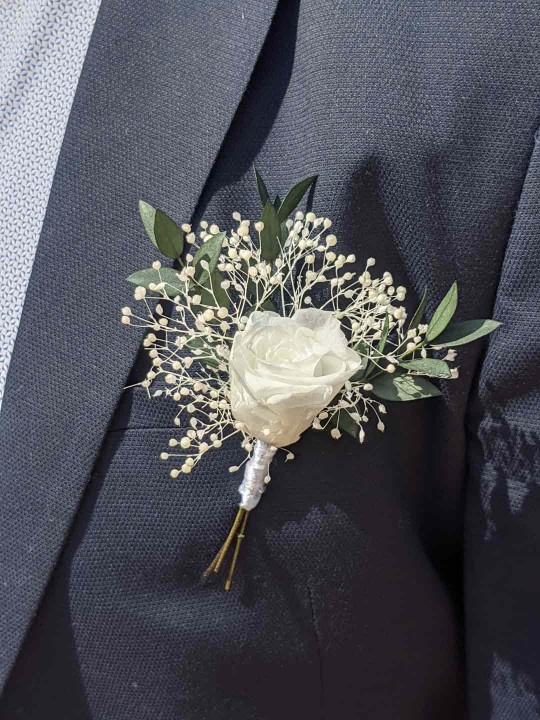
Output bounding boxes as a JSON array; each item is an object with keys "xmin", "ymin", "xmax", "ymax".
[
  {"xmin": 0, "ymin": 0, "xmax": 101, "ymax": 409},
  {"xmin": 1, "ymin": 1, "xmax": 539, "ymax": 718}
]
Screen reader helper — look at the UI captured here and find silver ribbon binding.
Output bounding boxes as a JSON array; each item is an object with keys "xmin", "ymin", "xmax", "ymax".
[{"xmin": 238, "ymin": 440, "xmax": 277, "ymax": 511}]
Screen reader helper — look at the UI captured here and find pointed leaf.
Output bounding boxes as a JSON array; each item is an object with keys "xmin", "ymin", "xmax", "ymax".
[
  {"xmin": 279, "ymin": 220, "xmax": 289, "ymax": 247},
  {"xmin": 153, "ymin": 208, "xmax": 184, "ymax": 258},
  {"xmin": 185, "ymin": 336, "xmax": 219, "ymax": 369},
  {"xmin": 400, "ymin": 358, "xmax": 451, "ymax": 378},
  {"xmin": 371, "ymin": 371, "xmax": 442, "ymax": 402},
  {"xmin": 254, "ymin": 167, "xmax": 270, "ymax": 207},
  {"xmin": 409, "ymin": 288, "xmax": 427, "ymax": 330},
  {"xmin": 336, "ymin": 410, "xmax": 360, "ymax": 440},
  {"xmin": 273, "ymin": 194, "xmax": 281, "ymax": 209},
  {"xmin": 127, "ymin": 267, "xmax": 186, "ymax": 297},
  {"xmin": 260, "ymin": 200, "xmax": 282, "ymax": 261},
  {"xmin": 139, "ymin": 200, "xmax": 156, "ymax": 242},
  {"xmin": 192, "ymin": 232, "xmax": 226, "ymax": 286},
  {"xmin": 259, "ymin": 297, "xmax": 277, "ymax": 312},
  {"xmin": 426, "ymin": 282, "xmax": 458, "ymax": 342},
  {"xmin": 139, "ymin": 201, "xmax": 183, "ymax": 259},
  {"xmin": 434, "ymin": 319, "xmax": 502, "ymax": 347},
  {"xmin": 277, "ymin": 175, "xmax": 317, "ymax": 221},
  {"xmin": 191, "ymin": 270, "xmax": 230, "ymax": 309},
  {"xmin": 361, "ymin": 315, "xmax": 389, "ymax": 380},
  {"xmin": 377, "ymin": 313, "xmax": 390, "ymax": 353}
]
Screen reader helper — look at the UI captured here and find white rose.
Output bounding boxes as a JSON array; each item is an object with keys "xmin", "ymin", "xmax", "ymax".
[{"xmin": 229, "ymin": 308, "xmax": 362, "ymax": 447}]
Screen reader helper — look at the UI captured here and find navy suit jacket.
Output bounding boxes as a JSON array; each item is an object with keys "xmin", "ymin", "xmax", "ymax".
[{"xmin": 1, "ymin": 1, "xmax": 539, "ymax": 718}]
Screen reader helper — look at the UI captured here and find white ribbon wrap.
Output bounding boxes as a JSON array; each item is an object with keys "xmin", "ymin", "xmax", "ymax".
[{"xmin": 238, "ymin": 440, "xmax": 277, "ymax": 511}]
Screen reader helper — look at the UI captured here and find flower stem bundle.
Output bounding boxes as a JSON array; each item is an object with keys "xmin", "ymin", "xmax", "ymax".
[{"xmin": 122, "ymin": 170, "xmax": 501, "ymax": 589}]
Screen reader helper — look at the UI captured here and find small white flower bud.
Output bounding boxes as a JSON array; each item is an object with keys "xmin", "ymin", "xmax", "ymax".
[{"xmin": 152, "ymin": 261, "xmax": 161, "ymax": 270}]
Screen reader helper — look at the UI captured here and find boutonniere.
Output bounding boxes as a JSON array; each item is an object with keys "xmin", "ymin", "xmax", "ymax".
[{"xmin": 122, "ymin": 170, "xmax": 500, "ymax": 590}]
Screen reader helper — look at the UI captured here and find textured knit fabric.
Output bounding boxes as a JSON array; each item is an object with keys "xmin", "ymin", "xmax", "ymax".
[
  {"xmin": 0, "ymin": 0, "xmax": 101, "ymax": 411},
  {"xmin": 0, "ymin": 1, "xmax": 539, "ymax": 718}
]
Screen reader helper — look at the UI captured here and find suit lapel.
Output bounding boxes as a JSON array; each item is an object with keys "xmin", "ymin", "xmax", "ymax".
[{"xmin": 0, "ymin": 0, "xmax": 279, "ymax": 687}]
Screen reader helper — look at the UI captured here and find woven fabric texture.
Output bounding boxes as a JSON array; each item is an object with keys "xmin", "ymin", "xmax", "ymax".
[{"xmin": 0, "ymin": 0, "xmax": 101, "ymax": 410}]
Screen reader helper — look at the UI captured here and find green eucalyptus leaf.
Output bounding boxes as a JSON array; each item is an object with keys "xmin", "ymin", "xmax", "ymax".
[
  {"xmin": 138, "ymin": 201, "xmax": 183, "ymax": 259},
  {"xmin": 259, "ymin": 297, "xmax": 277, "ymax": 312},
  {"xmin": 336, "ymin": 410, "xmax": 360, "ymax": 440},
  {"xmin": 192, "ymin": 232, "xmax": 226, "ymax": 286},
  {"xmin": 360, "ymin": 314, "xmax": 390, "ymax": 380},
  {"xmin": 139, "ymin": 200, "xmax": 156, "ymax": 241},
  {"xmin": 260, "ymin": 200, "xmax": 282, "ymax": 261},
  {"xmin": 254, "ymin": 167, "xmax": 270, "ymax": 207},
  {"xmin": 153, "ymin": 209, "xmax": 184, "ymax": 258},
  {"xmin": 277, "ymin": 175, "xmax": 317, "ymax": 221},
  {"xmin": 350, "ymin": 340, "xmax": 369, "ymax": 380},
  {"xmin": 127, "ymin": 267, "xmax": 186, "ymax": 297},
  {"xmin": 377, "ymin": 313, "xmax": 390, "ymax": 353},
  {"xmin": 371, "ymin": 371, "xmax": 442, "ymax": 402},
  {"xmin": 434, "ymin": 319, "xmax": 501, "ymax": 347},
  {"xmin": 191, "ymin": 270, "xmax": 230, "ymax": 309},
  {"xmin": 279, "ymin": 220, "xmax": 289, "ymax": 247},
  {"xmin": 400, "ymin": 358, "xmax": 451, "ymax": 378},
  {"xmin": 409, "ymin": 287, "xmax": 427, "ymax": 330},
  {"xmin": 185, "ymin": 336, "xmax": 219, "ymax": 369},
  {"xmin": 426, "ymin": 282, "xmax": 458, "ymax": 342}
]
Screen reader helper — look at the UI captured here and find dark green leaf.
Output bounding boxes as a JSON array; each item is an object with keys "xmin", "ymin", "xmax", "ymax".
[
  {"xmin": 277, "ymin": 175, "xmax": 317, "ymax": 221},
  {"xmin": 254, "ymin": 167, "xmax": 270, "ymax": 207},
  {"xmin": 259, "ymin": 297, "xmax": 277, "ymax": 312},
  {"xmin": 127, "ymin": 267, "xmax": 185, "ymax": 297},
  {"xmin": 192, "ymin": 232, "xmax": 226, "ymax": 286},
  {"xmin": 409, "ymin": 287, "xmax": 427, "ymax": 330},
  {"xmin": 191, "ymin": 270, "xmax": 230, "ymax": 309},
  {"xmin": 138, "ymin": 201, "xmax": 183, "ymax": 259},
  {"xmin": 400, "ymin": 358, "xmax": 451, "ymax": 378},
  {"xmin": 361, "ymin": 314, "xmax": 390, "ymax": 380},
  {"xmin": 260, "ymin": 200, "xmax": 282, "ymax": 261},
  {"xmin": 139, "ymin": 200, "xmax": 156, "ymax": 242},
  {"xmin": 279, "ymin": 220, "xmax": 289, "ymax": 247},
  {"xmin": 377, "ymin": 313, "xmax": 390, "ymax": 353},
  {"xmin": 336, "ymin": 410, "xmax": 360, "ymax": 440},
  {"xmin": 371, "ymin": 371, "xmax": 442, "ymax": 402},
  {"xmin": 426, "ymin": 282, "xmax": 458, "ymax": 342},
  {"xmin": 273, "ymin": 195, "xmax": 281, "ymax": 209},
  {"xmin": 153, "ymin": 209, "xmax": 184, "ymax": 258},
  {"xmin": 434, "ymin": 319, "xmax": 502, "ymax": 347},
  {"xmin": 185, "ymin": 336, "xmax": 219, "ymax": 369}
]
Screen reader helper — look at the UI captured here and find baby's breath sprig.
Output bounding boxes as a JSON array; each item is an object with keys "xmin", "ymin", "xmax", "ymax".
[{"xmin": 122, "ymin": 170, "xmax": 501, "ymax": 589}]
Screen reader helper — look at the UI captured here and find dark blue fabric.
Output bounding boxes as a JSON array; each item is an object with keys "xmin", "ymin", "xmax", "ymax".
[{"xmin": 1, "ymin": 1, "xmax": 540, "ymax": 718}]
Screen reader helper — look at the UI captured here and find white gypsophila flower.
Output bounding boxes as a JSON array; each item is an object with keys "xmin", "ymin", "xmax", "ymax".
[
  {"xmin": 122, "ymin": 180, "xmax": 502, "ymax": 590},
  {"xmin": 229, "ymin": 308, "xmax": 362, "ymax": 447},
  {"xmin": 123, "ymin": 210, "xmax": 462, "ymax": 478}
]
